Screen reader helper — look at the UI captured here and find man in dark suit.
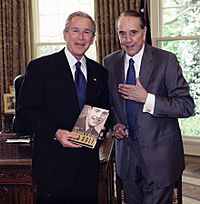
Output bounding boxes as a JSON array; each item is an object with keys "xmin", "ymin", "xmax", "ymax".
[
  {"xmin": 103, "ymin": 10, "xmax": 195, "ymax": 203},
  {"xmin": 17, "ymin": 11, "xmax": 110, "ymax": 204},
  {"xmin": 75, "ymin": 106, "xmax": 109, "ymax": 137}
]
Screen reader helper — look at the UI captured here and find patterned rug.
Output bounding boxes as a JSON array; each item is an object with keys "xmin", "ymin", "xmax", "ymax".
[{"xmin": 182, "ymin": 181, "xmax": 200, "ymax": 201}]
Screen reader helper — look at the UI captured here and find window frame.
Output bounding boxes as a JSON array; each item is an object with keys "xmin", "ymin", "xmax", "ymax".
[
  {"xmin": 32, "ymin": 0, "xmax": 96, "ymax": 59},
  {"xmin": 150, "ymin": 0, "xmax": 200, "ymax": 155},
  {"xmin": 32, "ymin": 0, "xmax": 67, "ymax": 58}
]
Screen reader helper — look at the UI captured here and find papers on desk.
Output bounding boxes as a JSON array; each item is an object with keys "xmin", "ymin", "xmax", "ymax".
[{"xmin": 6, "ymin": 138, "xmax": 31, "ymax": 144}]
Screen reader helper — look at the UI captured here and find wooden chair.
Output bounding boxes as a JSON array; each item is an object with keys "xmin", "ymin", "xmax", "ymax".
[
  {"xmin": 12, "ymin": 75, "xmax": 33, "ymax": 136},
  {"xmin": 98, "ymin": 136, "xmax": 115, "ymax": 204},
  {"xmin": 115, "ymin": 176, "xmax": 182, "ymax": 204}
]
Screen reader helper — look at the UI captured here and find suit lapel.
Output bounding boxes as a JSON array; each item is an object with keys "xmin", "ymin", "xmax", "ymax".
[
  {"xmin": 109, "ymin": 46, "xmax": 154, "ymax": 125},
  {"xmin": 114, "ymin": 50, "xmax": 126, "ymax": 110},
  {"xmin": 110, "ymin": 50, "xmax": 128, "ymax": 123},
  {"xmin": 85, "ymin": 58, "xmax": 100, "ymax": 101},
  {"xmin": 139, "ymin": 45, "xmax": 153, "ymax": 89},
  {"xmin": 114, "ymin": 51, "xmax": 125, "ymax": 84},
  {"xmin": 50, "ymin": 49, "xmax": 80, "ymax": 115}
]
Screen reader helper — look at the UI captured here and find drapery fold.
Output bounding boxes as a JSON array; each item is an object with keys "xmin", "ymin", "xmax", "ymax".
[
  {"xmin": 0, "ymin": 0, "xmax": 33, "ymax": 129},
  {"xmin": 94, "ymin": 0, "xmax": 140, "ymax": 63},
  {"xmin": 139, "ymin": 0, "xmax": 152, "ymax": 45}
]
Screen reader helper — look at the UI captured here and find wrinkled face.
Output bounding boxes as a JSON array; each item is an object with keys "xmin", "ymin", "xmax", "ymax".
[
  {"xmin": 117, "ymin": 16, "xmax": 147, "ymax": 57},
  {"xmin": 63, "ymin": 16, "xmax": 95, "ymax": 60},
  {"xmin": 87, "ymin": 107, "xmax": 109, "ymax": 127}
]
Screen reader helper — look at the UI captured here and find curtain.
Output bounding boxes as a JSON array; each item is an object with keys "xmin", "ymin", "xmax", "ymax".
[
  {"xmin": 94, "ymin": 0, "xmax": 140, "ymax": 63},
  {"xmin": 0, "ymin": 0, "xmax": 33, "ymax": 130},
  {"xmin": 139, "ymin": 0, "xmax": 152, "ymax": 45}
]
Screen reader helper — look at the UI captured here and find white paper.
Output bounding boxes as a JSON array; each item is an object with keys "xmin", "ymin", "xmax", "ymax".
[{"xmin": 6, "ymin": 138, "xmax": 31, "ymax": 143}]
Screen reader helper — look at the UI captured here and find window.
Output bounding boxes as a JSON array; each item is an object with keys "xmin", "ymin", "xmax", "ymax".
[
  {"xmin": 32, "ymin": 0, "xmax": 95, "ymax": 59},
  {"xmin": 151, "ymin": 0, "xmax": 200, "ymax": 137}
]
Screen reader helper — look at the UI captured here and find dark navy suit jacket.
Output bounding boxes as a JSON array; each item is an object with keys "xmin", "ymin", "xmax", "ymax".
[{"xmin": 17, "ymin": 48, "xmax": 110, "ymax": 191}]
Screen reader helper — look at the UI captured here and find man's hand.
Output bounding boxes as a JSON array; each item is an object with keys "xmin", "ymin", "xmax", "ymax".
[
  {"xmin": 118, "ymin": 77, "xmax": 147, "ymax": 103},
  {"xmin": 113, "ymin": 123, "xmax": 129, "ymax": 139},
  {"xmin": 55, "ymin": 129, "xmax": 82, "ymax": 148},
  {"xmin": 98, "ymin": 127, "xmax": 107, "ymax": 140}
]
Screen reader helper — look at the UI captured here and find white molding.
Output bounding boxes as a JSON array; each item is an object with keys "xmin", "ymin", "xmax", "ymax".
[
  {"xmin": 150, "ymin": 0, "xmax": 160, "ymax": 46},
  {"xmin": 183, "ymin": 137, "xmax": 200, "ymax": 156}
]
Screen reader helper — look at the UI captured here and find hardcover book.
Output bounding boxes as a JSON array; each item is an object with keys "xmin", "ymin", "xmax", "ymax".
[{"xmin": 69, "ymin": 105, "xmax": 109, "ymax": 149}]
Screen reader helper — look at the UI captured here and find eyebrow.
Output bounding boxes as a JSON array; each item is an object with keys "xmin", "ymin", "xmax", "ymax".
[
  {"xmin": 118, "ymin": 29, "xmax": 138, "ymax": 33},
  {"xmin": 70, "ymin": 27, "xmax": 92, "ymax": 31}
]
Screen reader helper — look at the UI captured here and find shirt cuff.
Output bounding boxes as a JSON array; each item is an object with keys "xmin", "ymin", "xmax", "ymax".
[{"xmin": 143, "ymin": 93, "xmax": 155, "ymax": 114}]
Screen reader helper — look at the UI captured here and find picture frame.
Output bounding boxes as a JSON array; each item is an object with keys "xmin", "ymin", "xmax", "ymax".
[
  {"xmin": 9, "ymin": 85, "xmax": 15, "ymax": 94},
  {"xmin": 3, "ymin": 93, "xmax": 15, "ymax": 114}
]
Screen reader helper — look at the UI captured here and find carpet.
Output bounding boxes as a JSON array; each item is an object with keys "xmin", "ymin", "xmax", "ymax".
[{"xmin": 182, "ymin": 182, "xmax": 200, "ymax": 202}]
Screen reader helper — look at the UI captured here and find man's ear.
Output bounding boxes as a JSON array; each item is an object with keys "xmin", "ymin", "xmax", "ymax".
[
  {"xmin": 87, "ymin": 106, "xmax": 92, "ymax": 114},
  {"xmin": 143, "ymin": 26, "xmax": 147, "ymax": 42},
  {"xmin": 90, "ymin": 34, "xmax": 95, "ymax": 45}
]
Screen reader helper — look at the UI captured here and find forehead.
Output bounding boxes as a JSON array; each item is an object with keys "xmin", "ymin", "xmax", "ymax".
[
  {"xmin": 118, "ymin": 16, "xmax": 141, "ymax": 31},
  {"xmin": 69, "ymin": 16, "xmax": 93, "ymax": 29},
  {"xmin": 92, "ymin": 108, "xmax": 108, "ymax": 114}
]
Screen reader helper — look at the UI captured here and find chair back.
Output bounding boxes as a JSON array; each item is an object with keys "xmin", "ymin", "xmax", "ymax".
[{"xmin": 12, "ymin": 75, "xmax": 31, "ymax": 135}]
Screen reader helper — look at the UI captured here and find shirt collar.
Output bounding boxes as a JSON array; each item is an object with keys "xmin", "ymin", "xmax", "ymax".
[
  {"xmin": 64, "ymin": 47, "xmax": 86, "ymax": 67},
  {"xmin": 64, "ymin": 47, "xmax": 87, "ymax": 80},
  {"xmin": 125, "ymin": 44, "xmax": 145, "ymax": 65},
  {"xmin": 124, "ymin": 44, "xmax": 145, "ymax": 78}
]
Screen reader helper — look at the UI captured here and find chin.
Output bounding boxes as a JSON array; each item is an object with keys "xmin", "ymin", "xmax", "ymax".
[{"xmin": 126, "ymin": 50, "xmax": 137, "ymax": 56}]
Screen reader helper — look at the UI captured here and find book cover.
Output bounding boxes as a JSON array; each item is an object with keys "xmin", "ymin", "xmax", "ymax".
[{"xmin": 69, "ymin": 105, "xmax": 109, "ymax": 149}]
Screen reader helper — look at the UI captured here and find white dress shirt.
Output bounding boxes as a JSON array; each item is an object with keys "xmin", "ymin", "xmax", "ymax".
[
  {"xmin": 124, "ymin": 44, "xmax": 155, "ymax": 114},
  {"xmin": 64, "ymin": 47, "xmax": 87, "ymax": 81}
]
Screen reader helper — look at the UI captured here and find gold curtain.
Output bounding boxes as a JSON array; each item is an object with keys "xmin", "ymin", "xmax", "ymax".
[
  {"xmin": 94, "ymin": 0, "xmax": 140, "ymax": 63},
  {"xmin": 0, "ymin": 0, "xmax": 33, "ymax": 129}
]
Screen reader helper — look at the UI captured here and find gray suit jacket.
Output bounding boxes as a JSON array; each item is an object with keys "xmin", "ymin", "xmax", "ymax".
[{"xmin": 103, "ymin": 44, "xmax": 195, "ymax": 187}]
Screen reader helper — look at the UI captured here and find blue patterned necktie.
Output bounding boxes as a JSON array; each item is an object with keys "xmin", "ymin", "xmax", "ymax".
[
  {"xmin": 75, "ymin": 61, "xmax": 86, "ymax": 110},
  {"xmin": 125, "ymin": 58, "xmax": 137, "ymax": 140}
]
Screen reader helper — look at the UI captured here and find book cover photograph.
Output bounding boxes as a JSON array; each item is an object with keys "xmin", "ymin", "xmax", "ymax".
[{"xmin": 69, "ymin": 105, "xmax": 109, "ymax": 149}]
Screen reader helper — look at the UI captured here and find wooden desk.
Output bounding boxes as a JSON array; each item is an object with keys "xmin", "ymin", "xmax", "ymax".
[
  {"xmin": 0, "ymin": 113, "xmax": 14, "ymax": 133},
  {"xmin": 0, "ymin": 133, "xmax": 114, "ymax": 204},
  {"xmin": 0, "ymin": 133, "xmax": 35, "ymax": 204}
]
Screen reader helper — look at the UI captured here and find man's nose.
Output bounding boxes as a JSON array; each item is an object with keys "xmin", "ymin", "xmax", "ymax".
[
  {"xmin": 95, "ymin": 112, "xmax": 102, "ymax": 118},
  {"xmin": 125, "ymin": 33, "xmax": 132, "ymax": 42},
  {"xmin": 78, "ymin": 31, "xmax": 84, "ymax": 39}
]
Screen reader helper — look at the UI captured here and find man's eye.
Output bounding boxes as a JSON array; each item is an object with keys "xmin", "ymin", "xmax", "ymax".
[
  {"xmin": 119, "ymin": 32, "xmax": 126, "ymax": 37},
  {"xmin": 130, "ymin": 31, "xmax": 137, "ymax": 36},
  {"xmin": 72, "ymin": 29, "xmax": 79, "ymax": 32},
  {"xmin": 84, "ymin": 30, "xmax": 90, "ymax": 34},
  {"xmin": 84, "ymin": 30, "xmax": 93, "ymax": 35}
]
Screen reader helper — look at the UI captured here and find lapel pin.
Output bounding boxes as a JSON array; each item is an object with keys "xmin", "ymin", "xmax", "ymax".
[{"xmin": 93, "ymin": 78, "xmax": 97, "ymax": 81}]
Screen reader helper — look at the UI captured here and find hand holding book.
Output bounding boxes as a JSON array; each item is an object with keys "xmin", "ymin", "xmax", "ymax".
[{"xmin": 55, "ymin": 129, "xmax": 82, "ymax": 148}]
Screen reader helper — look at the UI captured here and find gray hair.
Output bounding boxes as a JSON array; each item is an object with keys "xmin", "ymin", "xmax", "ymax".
[
  {"xmin": 116, "ymin": 10, "xmax": 146, "ymax": 31},
  {"xmin": 64, "ymin": 11, "xmax": 96, "ymax": 35}
]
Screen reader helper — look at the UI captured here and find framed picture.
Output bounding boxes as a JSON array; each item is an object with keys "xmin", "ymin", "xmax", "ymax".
[
  {"xmin": 9, "ymin": 85, "xmax": 15, "ymax": 94},
  {"xmin": 4, "ymin": 93, "xmax": 15, "ymax": 114}
]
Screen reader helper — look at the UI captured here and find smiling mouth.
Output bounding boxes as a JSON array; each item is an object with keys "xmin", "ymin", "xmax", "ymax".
[
  {"xmin": 126, "ymin": 44, "xmax": 135, "ymax": 49},
  {"xmin": 75, "ymin": 42, "xmax": 85, "ymax": 47},
  {"xmin": 91, "ymin": 117, "xmax": 101, "ymax": 123}
]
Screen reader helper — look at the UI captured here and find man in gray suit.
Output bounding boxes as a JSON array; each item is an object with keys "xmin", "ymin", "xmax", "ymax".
[{"xmin": 103, "ymin": 10, "xmax": 195, "ymax": 204}]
